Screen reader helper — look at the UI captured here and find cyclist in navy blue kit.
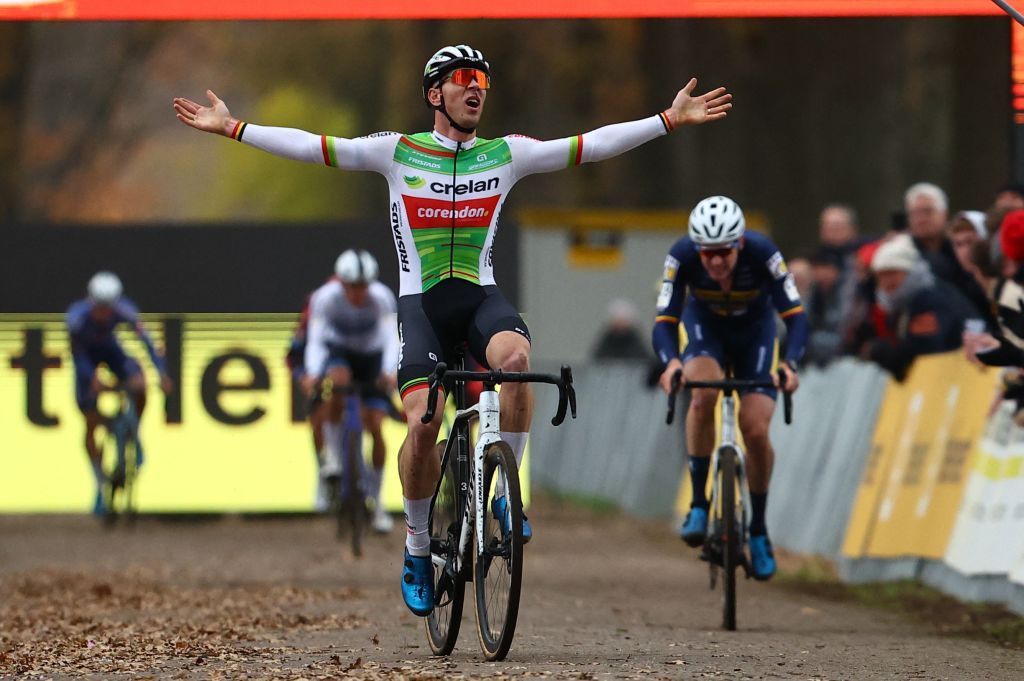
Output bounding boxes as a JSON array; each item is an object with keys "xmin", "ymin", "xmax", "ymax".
[
  {"xmin": 66, "ymin": 272, "xmax": 173, "ymax": 515},
  {"xmin": 652, "ymin": 196, "xmax": 807, "ymax": 580}
]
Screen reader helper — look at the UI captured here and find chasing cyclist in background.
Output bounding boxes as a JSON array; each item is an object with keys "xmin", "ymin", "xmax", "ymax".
[
  {"xmin": 652, "ymin": 196, "xmax": 806, "ymax": 580},
  {"xmin": 66, "ymin": 272, "xmax": 173, "ymax": 515},
  {"xmin": 174, "ymin": 44, "xmax": 731, "ymax": 616},
  {"xmin": 302, "ymin": 250, "xmax": 399, "ymax": 534}
]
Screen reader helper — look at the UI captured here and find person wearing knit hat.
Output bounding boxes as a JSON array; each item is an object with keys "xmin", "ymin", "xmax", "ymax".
[{"xmin": 860, "ymin": 235, "xmax": 974, "ymax": 381}]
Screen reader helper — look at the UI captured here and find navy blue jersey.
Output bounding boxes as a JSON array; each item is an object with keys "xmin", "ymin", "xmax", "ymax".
[
  {"xmin": 652, "ymin": 231, "xmax": 808, "ymax": 366},
  {"xmin": 65, "ymin": 297, "xmax": 166, "ymax": 375}
]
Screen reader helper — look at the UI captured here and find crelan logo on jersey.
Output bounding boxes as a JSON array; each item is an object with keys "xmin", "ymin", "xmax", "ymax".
[
  {"xmin": 403, "ymin": 175, "xmax": 426, "ymax": 189},
  {"xmin": 429, "ymin": 177, "xmax": 499, "ymax": 196}
]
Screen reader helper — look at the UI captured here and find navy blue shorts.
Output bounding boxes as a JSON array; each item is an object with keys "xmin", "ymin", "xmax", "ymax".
[
  {"xmin": 75, "ymin": 344, "xmax": 142, "ymax": 412},
  {"xmin": 323, "ymin": 347, "xmax": 389, "ymax": 412},
  {"xmin": 680, "ymin": 307, "xmax": 778, "ymax": 399}
]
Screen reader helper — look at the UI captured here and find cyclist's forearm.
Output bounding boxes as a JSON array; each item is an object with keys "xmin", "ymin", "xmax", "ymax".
[
  {"xmin": 138, "ymin": 332, "xmax": 167, "ymax": 374},
  {"xmin": 577, "ymin": 115, "xmax": 671, "ymax": 164},
  {"xmin": 652, "ymin": 319, "xmax": 680, "ymax": 365},
  {"xmin": 780, "ymin": 310, "xmax": 809, "ymax": 365},
  {"xmin": 236, "ymin": 123, "xmax": 325, "ymax": 164}
]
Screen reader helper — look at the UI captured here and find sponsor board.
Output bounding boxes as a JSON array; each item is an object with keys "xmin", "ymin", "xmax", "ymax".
[{"xmin": 0, "ymin": 314, "xmax": 528, "ymax": 513}]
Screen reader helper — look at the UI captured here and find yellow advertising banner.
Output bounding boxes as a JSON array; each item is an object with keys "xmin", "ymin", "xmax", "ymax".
[
  {"xmin": 0, "ymin": 314, "xmax": 528, "ymax": 513},
  {"xmin": 841, "ymin": 352, "xmax": 998, "ymax": 560}
]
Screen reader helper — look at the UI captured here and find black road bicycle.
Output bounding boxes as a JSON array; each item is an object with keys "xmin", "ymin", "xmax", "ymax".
[
  {"xmin": 423, "ymin": 354, "xmax": 576, "ymax": 661},
  {"xmin": 667, "ymin": 367, "xmax": 792, "ymax": 631}
]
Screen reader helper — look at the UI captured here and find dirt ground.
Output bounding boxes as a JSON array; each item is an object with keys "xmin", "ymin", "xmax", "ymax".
[{"xmin": 1, "ymin": 500, "xmax": 1021, "ymax": 680}]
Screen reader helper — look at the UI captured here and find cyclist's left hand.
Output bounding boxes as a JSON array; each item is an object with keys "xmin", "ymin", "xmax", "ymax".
[
  {"xmin": 666, "ymin": 78, "xmax": 732, "ymax": 127},
  {"xmin": 160, "ymin": 373, "xmax": 174, "ymax": 394},
  {"xmin": 775, "ymin": 363, "xmax": 799, "ymax": 393}
]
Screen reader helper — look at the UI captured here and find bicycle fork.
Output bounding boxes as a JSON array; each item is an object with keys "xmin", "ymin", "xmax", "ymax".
[{"xmin": 450, "ymin": 388, "xmax": 502, "ymax": 574}]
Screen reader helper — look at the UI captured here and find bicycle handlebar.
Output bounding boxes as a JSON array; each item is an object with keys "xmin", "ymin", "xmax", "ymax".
[
  {"xmin": 420, "ymin": 362, "xmax": 578, "ymax": 426},
  {"xmin": 665, "ymin": 368, "xmax": 793, "ymax": 425}
]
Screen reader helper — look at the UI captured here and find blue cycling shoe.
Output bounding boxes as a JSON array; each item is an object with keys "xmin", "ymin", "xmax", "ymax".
[
  {"xmin": 491, "ymin": 496, "xmax": 532, "ymax": 544},
  {"xmin": 748, "ymin": 534, "xmax": 777, "ymax": 581},
  {"xmin": 679, "ymin": 506, "xmax": 708, "ymax": 547},
  {"xmin": 401, "ymin": 549, "xmax": 434, "ymax": 616},
  {"xmin": 92, "ymin": 489, "xmax": 107, "ymax": 517}
]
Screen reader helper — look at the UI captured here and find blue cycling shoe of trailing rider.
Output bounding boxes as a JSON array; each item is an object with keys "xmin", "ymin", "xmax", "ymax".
[
  {"xmin": 679, "ymin": 506, "xmax": 708, "ymax": 547},
  {"xmin": 748, "ymin": 534, "xmax": 777, "ymax": 581}
]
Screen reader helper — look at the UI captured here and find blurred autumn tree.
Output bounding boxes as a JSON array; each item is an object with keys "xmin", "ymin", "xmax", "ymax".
[{"xmin": 1, "ymin": 19, "xmax": 1011, "ymax": 252}]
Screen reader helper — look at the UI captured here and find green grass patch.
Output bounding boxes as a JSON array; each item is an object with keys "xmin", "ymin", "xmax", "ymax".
[{"xmin": 778, "ymin": 557, "xmax": 1024, "ymax": 650}]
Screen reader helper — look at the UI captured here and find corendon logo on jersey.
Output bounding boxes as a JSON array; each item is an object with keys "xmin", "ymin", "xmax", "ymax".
[{"xmin": 402, "ymin": 195, "xmax": 501, "ymax": 229}]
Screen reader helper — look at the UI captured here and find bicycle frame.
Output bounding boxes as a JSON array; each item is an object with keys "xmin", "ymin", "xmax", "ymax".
[
  {"xmin": 427, "ymin": 361, "xmax": 575, "ymax": 575},
  {"xmin": 710, "ymin": 390, "xmax": 751, "ymax": 548}
]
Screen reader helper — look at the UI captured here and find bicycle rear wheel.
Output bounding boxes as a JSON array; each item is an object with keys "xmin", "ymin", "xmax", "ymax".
[
  {"xmin": 426, "ymin": 440, "xmax": 466, "ymax": 655},
  {"xmin": 475, "ymin": 441, "xmax": 523, "ymax": 661},
  {"xmin": 719, "ymin": 446, "xmax": 739, "ymax": 631}
]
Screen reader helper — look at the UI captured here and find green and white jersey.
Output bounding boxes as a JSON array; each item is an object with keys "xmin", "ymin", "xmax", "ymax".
[{"xmin": 239, "ymin": 115, "xmax": 673, "ymax": 296}]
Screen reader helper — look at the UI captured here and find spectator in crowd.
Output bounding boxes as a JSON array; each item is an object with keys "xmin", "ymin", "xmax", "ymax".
[
  {"xmin": 904, "ymin": 182, "xmax": 991, "ymax": 323},
  {"xmin": 993, "ymin": 182, "xmax": 1024, "ymax": 213},
  {"xmin": 592, "ymin": 298, "xmax": 651, "ymax": 360},
  {"xmin": 818, "ymin": 203, "xmax": 861, "ymax": 253},
  {"xmin": 858, "ymin": 234, "xmax": 973, "ymax": 381},
  {"xmin": 963, "ymin": 209, "xmax": 1024, "ymax": 368},
  {"xmin": 949, "ymin": 210, "xmax": 988, "ymax": 289},
  {"xmin": 804, "ymin": 247, "xmax": 850, "ymax": 367}
]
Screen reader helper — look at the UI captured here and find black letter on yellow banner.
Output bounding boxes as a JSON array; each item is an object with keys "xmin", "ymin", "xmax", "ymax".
[
  {"xmin": 9, "ymin": 328, "xmax": 62, "ymax": 427},
  {"xmin": 200, "ymin": 351, "xmax": 270, "ymax": 425}
]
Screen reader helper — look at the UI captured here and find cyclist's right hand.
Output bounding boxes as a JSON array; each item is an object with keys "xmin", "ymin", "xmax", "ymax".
[
  {"xmin": 659, "ymin": 359, "xmax": 684, "ymax": 395},
  {"xmin": 172, "ymin": 90, "xmax": 237, "ymax": 137}
]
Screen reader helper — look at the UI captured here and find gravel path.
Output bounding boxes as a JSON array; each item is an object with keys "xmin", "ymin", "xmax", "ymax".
[{"xmin": 1, "ymin": 502, "xmax": 1020, "ymax": 680}]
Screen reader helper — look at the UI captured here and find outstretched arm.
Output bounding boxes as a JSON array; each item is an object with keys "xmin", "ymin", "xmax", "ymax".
[
  {"xmin": 173, "ymin": 90, "xmax": 395, "ymax": 171},
  {"xmin": 509, "ymin": 78, "xmax": 732, "ymax": 177}
]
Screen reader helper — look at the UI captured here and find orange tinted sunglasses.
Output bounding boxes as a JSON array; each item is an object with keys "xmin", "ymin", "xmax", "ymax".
[{"xmin": 446, "ymin": 68, "xmax": 491, "ymax": 89}]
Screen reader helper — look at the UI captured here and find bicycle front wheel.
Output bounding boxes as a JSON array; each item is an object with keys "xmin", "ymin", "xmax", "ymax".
[
  {"xmin": 474, "ymin": 441, "xmax": 523, "ymax": 661},
  {"xmin": 719, "ymin": 446, "xmax": 739, "ymax": 631},
  {"xmin": 344, "ymin": 427, "xmax": 366, "ymax": 558},
  {"xmin": 426, "ymin": 440, "xmax": 466, "ymax": 656}
]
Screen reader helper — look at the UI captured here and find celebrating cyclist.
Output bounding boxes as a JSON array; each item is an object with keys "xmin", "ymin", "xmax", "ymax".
[
  {"xmin": 303, "ymin": 250, "xmax": 399, "ymax": 534},
  {"xmin": 66, "ymin": 272, "xmax": 173, "ymax": 515},
  {"xmin": 173, "ymin": 44, "xmax": 731, "ymax": 616},
  {"xmin": 653, "ymin": 196, "xmax": 806, "ymax": 581}
]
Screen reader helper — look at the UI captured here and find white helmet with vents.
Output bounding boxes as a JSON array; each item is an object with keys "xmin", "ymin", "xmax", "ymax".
[
  {"xmin": 688, "ymin": 196, "xmax": 746, "ymax": 247},
  {"xmin": 87, "ymin": 271, "xmax": 123, "ymax": 305},
  {"xmin": 335, "ymin": 250, "xmax": 379, "ymax": 284},
  {"xmin": 422, "ymin": 44, "xmax": 489, "ymax": 103}
]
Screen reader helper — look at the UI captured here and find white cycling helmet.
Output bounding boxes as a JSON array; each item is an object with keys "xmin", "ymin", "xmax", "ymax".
[
  {"xmin": 87, "ymin": 271, "xmax": 123, "ymax": 305},
  {"xmin": 335, "ymin": 249, "xmax": 379, "ymax": 284},
  {"xmin": 688, "ymin": 195, "xmax": 746, "ymax": 247},
  {"xmin": 422, "ymin": 44, "xmax": 489, "ymax": 103}
]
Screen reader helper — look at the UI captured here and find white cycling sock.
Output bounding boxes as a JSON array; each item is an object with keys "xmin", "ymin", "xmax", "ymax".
[
  {"xmin": 495, "ymin": 431, "xmax": 528, "ymax": 498},
  {"xmin": 403, "ymin": 496, "xmax": 432, "ymax": 556},
  {"xmin": 321, "ymin": 420, "xmax": 341, "ymax": 472},
  {"xmin": 365, "ymin": 465, "xmax": 383, "ymax": 504}
]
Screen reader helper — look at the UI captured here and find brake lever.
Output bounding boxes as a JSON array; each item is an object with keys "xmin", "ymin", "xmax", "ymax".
[
  {"xmin": 666, "ymin": 369, "xmax": 683, "ymax": 425},
  {"xmin": 420, "ymin": 362, "xmax": 448, "ymax": 424}
]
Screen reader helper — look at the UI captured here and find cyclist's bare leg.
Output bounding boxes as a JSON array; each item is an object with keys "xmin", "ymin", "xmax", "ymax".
[
  {"xmin": 310, "ymin": 400, "xmax": 325, "ymax": 456},
  {"xmin": 738, "ymin": 391, "xmax": 776, "ymax": 538},
  {"xmin": 125, "ymin": 372, "xmax": 147, "ymax": 415},
  {"xmin": 398, "ymin": 388, "xmax": 443, "ymax": 498},
  {"xmin": 683, "ymin": 356, "xmax": 724, "ymax": 460},
  {"xmin": 362, "ymin": 406, "xmax": 387, "ymax": 471},
  {"xmin": 83, "ymin": 410, "xmax": 105, "ymax": 479},
  {"xmin": 398, "ymin": 387, "xmax": 444, "ymax": 555},
  {"xmin": 737, "ymin": 392, "xmax": 775, "ymax": 493},
  {"xmin": 325, "ymin": 365, "xmax": 353, "ymax": 420},
  {"xmin": 320, "ymin": 366, "xmax": 352, "ymax": 478},
  {"xmin": 485, "ymin": 331, "xmax": 533, "ymax": 433}
]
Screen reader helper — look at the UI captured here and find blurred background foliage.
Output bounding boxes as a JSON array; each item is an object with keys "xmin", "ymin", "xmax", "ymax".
[{"xmin": 0, "ymin": 18, "xmax": 1011, "ymax": 251}]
